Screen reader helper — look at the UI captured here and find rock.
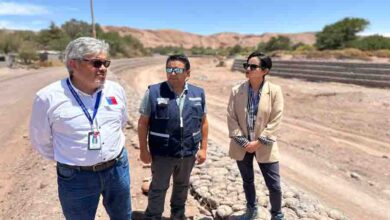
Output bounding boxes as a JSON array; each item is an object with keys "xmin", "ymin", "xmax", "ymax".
[
  {"xmin": 282, "ymin": 208, "xmax": 298, "ymax": 220},
  {"xmin": 194, "ymin": 186, "xmax": 209, "ymax": 197},
  {"xmin": 315, "ymin": 204, "xmax": 327, "ymax": 214},
  {"xmin": 216, "ymin": 205, "xmax": 233, "ymax": 218},
  {"xmin": 186, "ymin": 141, "xmax": 349, "ymax": 220},
  {"xmin": 195, "ymin": 214, "xmax": 213, "ymax": 220},
  {"xmin": 198, "ymin": 206, "xmax": 212, "ymax": 216},
  {"xmin": 284, "ymin": 198, "xmax": 299, "ymax": 209},
  {"xmin": 257, "ymin": 196, "xmax": 269, "ymax": 207},
  {"xmin": 207, "ymin": 197, "xmax": 219, "ymax": 209},
  {"xmin": 350, "ymin": 172, "xmax": 362, "ymax": 180},
  {"xmin": 283, "ymin": 190, "xmax": 297, "ymax": 199},
  {"xmin": 38, "ymin": 183, "xmax": 47, "ymax": 189},
  {"xmin": 190, "ymin": 175, "xmax": 201, "ymax": 184},
  {"xmin": 220, "ymin": 198, "xmax": 234, "ymax": 206},
  {"xmin": 328, "ymin": 209, "xmax": 346, "ymax": 220},
  {"xmin": 258, "ymin": 206, "xmax": 271, "ymax": 219},
  {"xmin": 200, "ymin": 174, "xmax": 213, "ymax": 181},
  {"xmin": 232, "ymin": 204, "xmax": 246, "ymax": 212},
  {"xmin": 296, "ymin": 209, "xmax": 308, "ymax": 218},
  {"xmin": 131, "ymin": 142, "xmax": 139, "ymax": 149}
]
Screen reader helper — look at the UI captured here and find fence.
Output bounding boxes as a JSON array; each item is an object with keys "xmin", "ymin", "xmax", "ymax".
[{"xmin": 232, "ymin": 59, "xmax": 390, "ymax": 88}]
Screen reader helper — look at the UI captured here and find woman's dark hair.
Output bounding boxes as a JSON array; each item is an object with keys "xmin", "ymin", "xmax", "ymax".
[
  {"xmin": 166, "ymin": 54, "xmax": 191, "ymax": 70},
  {"xmin": 247, "ymin": 51, "xmax": 272, "ymax": 70}
]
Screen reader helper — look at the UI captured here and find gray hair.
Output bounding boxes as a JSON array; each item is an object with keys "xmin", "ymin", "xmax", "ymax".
[{"xmin": 64, "ymin": 37, "xmax": 109, "ymax": 74}]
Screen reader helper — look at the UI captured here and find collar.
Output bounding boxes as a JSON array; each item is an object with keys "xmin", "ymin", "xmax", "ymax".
[
  {"xmin": 244, "ymin": 80, "xmax": 270, "ymax": 95},
  {"xmin": 248, "ymin": 81, "xmax": 264, "ymax": 94},
  {"xmin": 67, "ymin": 77, "xmax": 104, "ymax": 97},
  {"xmin": 166, "ymin": 81, "xmax": 188, "ymax": 95}
]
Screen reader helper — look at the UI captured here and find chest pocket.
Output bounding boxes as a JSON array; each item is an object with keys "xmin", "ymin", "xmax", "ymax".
[
  {"xmin": 191, "ymin": 101, "xmax": 203, "ymax": 119},
  {"xmin": 56, "ymin": 109, "xmax": 90, "ymax": 133},
  {"xmin": 155, "ymin": 103, "xmax": 170, "ymax": 119},
  {"xmin": 99, "ymin": 104, "xmax": 122, "ymax": 128}
]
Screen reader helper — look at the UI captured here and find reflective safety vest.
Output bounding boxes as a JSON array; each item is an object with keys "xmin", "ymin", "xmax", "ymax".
[{"xmin": 148, "ymin": 82, "xmax": 205, "ymax": 157}]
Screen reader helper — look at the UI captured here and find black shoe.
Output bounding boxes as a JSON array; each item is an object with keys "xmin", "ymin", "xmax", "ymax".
[
  {"xmin": 170, "ymin": 213, "xmax": 187, "ymax": 220},
  {"xmin": 239, "ymin": 206, "xmax": 259, "ymax": 220},
  {"xmin": 271, "ymin": 213, "xmax": 285, "ymax": 220}
]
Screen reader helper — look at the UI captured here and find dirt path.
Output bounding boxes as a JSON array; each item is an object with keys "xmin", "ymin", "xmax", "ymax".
[{"xmin": 0, "ymin": 57, "xmax": 389, "ymax": 220}]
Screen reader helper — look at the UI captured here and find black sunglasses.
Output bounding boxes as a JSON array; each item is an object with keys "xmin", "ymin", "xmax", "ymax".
[
  {"xmin": 166, "ymin": 67, "xmax": 186, "ymax": 74},
  {"xmin": 243, "ymin": 63, "xmax": 262, "ymax": 71},
  {"xmin": 79, "ymin": 58, "xmax": 111, "ymax": 68}
]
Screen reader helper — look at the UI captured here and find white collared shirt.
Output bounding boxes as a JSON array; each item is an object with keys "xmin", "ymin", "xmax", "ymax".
[{"xmin": 29, "ymin": 78, "xmax": 129, "ymax": 166}]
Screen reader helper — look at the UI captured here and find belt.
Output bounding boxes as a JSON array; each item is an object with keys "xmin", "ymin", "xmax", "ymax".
[{"xmin": 60, "ymin": 148, "xmax": 124, "ymax": 172}]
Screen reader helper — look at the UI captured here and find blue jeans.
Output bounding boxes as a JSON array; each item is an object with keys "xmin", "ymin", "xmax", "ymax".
[
  {"xmin": 236, "ymin": 153, "xmax": 282, "ymax": 216},
  {"xmin": 57, "ymin": 148, "xmax": 132, "ymax": 220}
]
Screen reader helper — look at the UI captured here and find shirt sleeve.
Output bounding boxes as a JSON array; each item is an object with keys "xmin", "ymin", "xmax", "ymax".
[
  {"xmin": 258, "ymin": 136, "xmax": 275, "ymax": 146},
  {"xmin": 139, "ymin": 89, "xmax": 151, "ymax": 116},
  {"xmin": 232, "ymin": 136, "xmax": 249, "ymax": 148},
  {"xmin": 29, "ymin": 95, "xmax": 54, "ymax": 160},
  {"xmin": 202, "ymin": 89, "xmax": 207, "ymax": 115}
]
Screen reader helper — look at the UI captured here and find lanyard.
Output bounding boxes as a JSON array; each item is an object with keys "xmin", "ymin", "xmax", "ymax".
[{"xmin": 66, "ymin": 78, "xmax": 102, "ymax": 127}]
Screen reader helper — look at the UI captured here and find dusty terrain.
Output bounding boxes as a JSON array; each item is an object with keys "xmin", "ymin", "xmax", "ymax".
[
  {"xmin": 0, "ymin": 57, "xmax": 389, "ymax": 220},
  {"xmin": 102, "ymin": 26, "xmax": 316, "ymax": 49}
]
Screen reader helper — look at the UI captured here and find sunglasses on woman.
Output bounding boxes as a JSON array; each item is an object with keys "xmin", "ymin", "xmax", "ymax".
[{"xmin": 243, "ymin": 63, "xmax": 262, "ymax": 71}]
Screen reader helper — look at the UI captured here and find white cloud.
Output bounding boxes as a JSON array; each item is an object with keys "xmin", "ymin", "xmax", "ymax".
[
  {"xmin": 0, "ymin": 20, "xmax": 41, "ymax": 31},
  {"xmin": 359, "ymin": 32, "xmax": 390, "ymax": 37},
  {"xmin": 0, "ymin": 2, "xmax": 48, "ymax": 15}
]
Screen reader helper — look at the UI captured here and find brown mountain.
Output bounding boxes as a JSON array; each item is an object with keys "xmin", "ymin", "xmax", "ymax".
[{"xmin": 102, "ymin": 26, "xmax": 316, "ymax": 49}]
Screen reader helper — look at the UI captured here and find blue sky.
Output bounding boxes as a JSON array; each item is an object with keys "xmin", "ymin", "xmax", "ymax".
[{"xmin": 0, "ymin": 0, "xmax": 389, "ymax": 36}]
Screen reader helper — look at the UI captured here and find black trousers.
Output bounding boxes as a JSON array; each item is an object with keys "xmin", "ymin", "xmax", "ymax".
[{"xmin": 236, "ymin": 152, "xmax": 282, "ymax": 215}]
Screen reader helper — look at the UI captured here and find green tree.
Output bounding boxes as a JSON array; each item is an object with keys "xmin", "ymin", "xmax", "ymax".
[
  {"xmin": 61, "ymin": 19, "xmax": 93, "ymax": 39},
  {"xmin": 37, "ymin": 22, "xmax": 70, "ymax": 51},
  {"xmin": 315, "ymin": 17, "xmax": 369, "ymax": 50},
  {"xmin": 19, "ymin": 41, "xmax": 38, "ymax": 64},
  {"xmin": 263, "ymin": 36, "xmax": 291, "ymax": 51},
  {"xmin": 257, "ymin": 42, "xmax": 267, "ymax": 52},
  {"xmin": 121, "ymin": 35, "xmax": 147, "ymax": 57},
  {"xmin": 99, "ymin": 31, "xmax": 147, "ymax": 57},
  {"xmin": 0, "ymin": 32, "xmax": 22, "ymax": 53},
  {"xmin": 152, "ymin": 46, "xmax": 184, "ymax": 55},
  {"xmin": 228, "ymin": 45, "xmax": 243, "ymax": 56},
  {"xmin": 348, "ymin": 35, "xmax": 390, "ymax": 50}
]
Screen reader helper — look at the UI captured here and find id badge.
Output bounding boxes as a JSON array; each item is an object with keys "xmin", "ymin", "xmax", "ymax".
[{"xmin": 88, "ymin": 131, "xmax": 101, "ymax": 150}]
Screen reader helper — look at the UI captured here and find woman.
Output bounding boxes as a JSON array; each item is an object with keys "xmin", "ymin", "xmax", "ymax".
[{"xmin": 227, "ymin": 51, "xmax": 284, "ymax": 220}]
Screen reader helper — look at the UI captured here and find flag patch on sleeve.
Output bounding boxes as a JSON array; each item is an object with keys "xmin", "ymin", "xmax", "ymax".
[{"xmin": 106, "ymin": 96, "xmax": 118, "ymax": 105}]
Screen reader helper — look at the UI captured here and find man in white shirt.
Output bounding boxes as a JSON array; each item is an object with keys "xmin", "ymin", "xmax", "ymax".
[{"xmin": 29, "ymin": 37, "xmax": 131, "ymax": 220}]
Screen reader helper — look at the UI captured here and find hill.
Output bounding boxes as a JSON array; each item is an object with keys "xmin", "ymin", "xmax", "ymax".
[{"xmin": 102, "ymin": 26, "xmax": 316, "ymax": 49}]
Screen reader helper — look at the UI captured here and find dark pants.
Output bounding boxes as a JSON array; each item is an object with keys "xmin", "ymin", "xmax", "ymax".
[
  {"xmin": 236, "ymin": 152, "xmax": 282, "ymax": 215},
  {"xmin": 145, "ymin": 155, "xmax": 196, "ymax": 219},
  {"xmin": 57, "ymin": 148, "xmax": 132, "ymax": 220}
]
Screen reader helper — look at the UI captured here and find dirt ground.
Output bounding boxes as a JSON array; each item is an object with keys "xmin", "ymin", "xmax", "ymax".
[
  {"xmin": 0, "ymin": 57, "xmax": 389, "ymax": 220},
  {"xmin": 116, "ymin": 57, "xmax": 390, "ymax": 220}
]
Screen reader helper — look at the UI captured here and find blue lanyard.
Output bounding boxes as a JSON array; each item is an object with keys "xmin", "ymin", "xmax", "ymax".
[{"xmin": 66, "ymin": 78, "xmax": 102, "ymax": 127}]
